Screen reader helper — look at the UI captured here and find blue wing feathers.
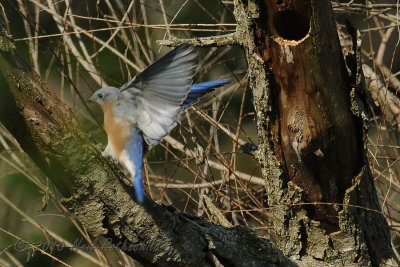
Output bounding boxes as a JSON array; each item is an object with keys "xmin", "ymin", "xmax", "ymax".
[
  {"xmin": 181, "ymin": 78, "xmax": 231, "ymax": 109},
  {"xmin": 125, "ymin": 127, "xmax": 145, "ymax": 202},
  {"xmin": 189, "ymin": 79, "xmax": 232, "ymax": 91},
  {"xmin": 123, "ymin": 79, "xmax": 230, "ymax": 203}
]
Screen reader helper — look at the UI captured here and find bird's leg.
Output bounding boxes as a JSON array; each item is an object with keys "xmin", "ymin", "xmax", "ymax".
[{"xmin": 101, "ymin": 143, "xmax": 121, "ymax": 167}]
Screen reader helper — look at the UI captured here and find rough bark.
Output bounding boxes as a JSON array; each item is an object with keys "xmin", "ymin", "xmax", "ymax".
[
  {"xmin": 0, "ymin": 24, "xmax": 294, "ymax": 266},
  {"xmin": 232, "ymin": 0, "xmax": 393, "ymax": 265}
]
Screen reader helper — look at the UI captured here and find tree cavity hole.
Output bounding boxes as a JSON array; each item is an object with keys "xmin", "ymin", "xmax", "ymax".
[{"xmin": 274, "ymin": 10, "xmax": 310, "ymax": 41}]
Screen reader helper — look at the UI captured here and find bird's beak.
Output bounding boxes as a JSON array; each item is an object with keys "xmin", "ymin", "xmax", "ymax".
[{"xmin": 85, "ymin": 96, "xmax": 95, "ymax": 103}]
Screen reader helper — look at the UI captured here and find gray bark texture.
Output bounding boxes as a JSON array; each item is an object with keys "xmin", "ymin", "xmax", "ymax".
[
  {"xmin": 232, "ymin": 0, "xmax": 394, "ymax": 266},
  {"xmin": 0, "ymin": 0, "xmax": 396, "ymax": 266}
]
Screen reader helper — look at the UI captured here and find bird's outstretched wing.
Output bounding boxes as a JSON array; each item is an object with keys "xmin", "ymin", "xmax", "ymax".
[
  {"xmin": 182, "ymin": 79, "xmax": 232, "ymax": 109},
  {"xmin": 114, "ymin": 44, "xmax": 198, "ymax": 145}
]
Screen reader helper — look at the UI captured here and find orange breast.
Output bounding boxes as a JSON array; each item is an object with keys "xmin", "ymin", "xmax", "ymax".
[{"xmin": 102, "ymin": 101, "xmax": 131, "ymax": 157}]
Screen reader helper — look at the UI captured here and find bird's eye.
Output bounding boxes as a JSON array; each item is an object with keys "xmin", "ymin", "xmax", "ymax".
[{"xmin": 98, "ymin": 93, "xmax": 104, "ymax": 99}]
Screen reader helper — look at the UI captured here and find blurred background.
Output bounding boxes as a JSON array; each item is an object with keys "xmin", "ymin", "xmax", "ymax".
[{"xmin": 0, "ymin": 0, "xmax": 399, "ymax": 266}]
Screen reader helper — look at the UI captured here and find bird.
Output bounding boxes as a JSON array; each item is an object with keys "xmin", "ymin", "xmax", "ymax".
[{"xmin": 87, "ymin": 44, "xmax": 231, "ymax": 203}]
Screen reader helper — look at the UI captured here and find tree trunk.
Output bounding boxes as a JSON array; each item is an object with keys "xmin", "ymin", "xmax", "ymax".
[{"xmin": 233, "ymin": 0, "xmax": 393, "ymax": 265}]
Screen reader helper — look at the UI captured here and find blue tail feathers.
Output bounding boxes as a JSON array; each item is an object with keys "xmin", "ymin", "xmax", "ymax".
[
  {"xmin": 134, "ymin": 170, "xmax": 144, "ymax": 203},
  {"xmin": 181, "ymin": 78, "xmax": 231, "ymax": 109},
  {"xmin": 126, "ymin": 127, "xmax": 145, "ymax": 203}
]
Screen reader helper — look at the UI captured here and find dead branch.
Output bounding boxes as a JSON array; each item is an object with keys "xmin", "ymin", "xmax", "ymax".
[{"xmin": 363, "ymin": 64, "xmax": 400, "ymax": 131}]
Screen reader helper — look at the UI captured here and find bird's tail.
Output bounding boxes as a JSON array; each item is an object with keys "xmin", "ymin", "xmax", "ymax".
[
  {"xmin": 134, "ymin": 171, "xmax": 144, "ymax": 203},
  {"xmin": 126, "ymin": 128, "xmax": 145, "ymax": 203},
  {"xmin": 181, "ymin": 78, "xmax": 232, "ymax": 109}
]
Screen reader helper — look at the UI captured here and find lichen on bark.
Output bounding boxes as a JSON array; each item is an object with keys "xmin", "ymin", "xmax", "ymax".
[{"xmin": 233, "ymin": 0, "xmax": 394, "ymax": 265}]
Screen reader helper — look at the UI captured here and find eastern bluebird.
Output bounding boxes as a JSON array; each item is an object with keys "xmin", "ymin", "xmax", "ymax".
[{"xmin": 87, "ymin": 44, "xmax": 231, "ymax": 203}]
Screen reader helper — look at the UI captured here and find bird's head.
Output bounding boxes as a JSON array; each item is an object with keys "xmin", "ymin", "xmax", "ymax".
[{"xmin": 86, "ymin": 87, "xmax": 120, "ymax": 106}]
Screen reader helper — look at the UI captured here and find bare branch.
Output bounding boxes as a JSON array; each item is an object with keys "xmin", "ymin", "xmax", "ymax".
[
  {"xmin": 157, "ymin": 33, "xmax": 238, "ymax": 47},
  {"xmin": 363, "ymin": 64, "xmax": 400, "ymax": 130}
]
